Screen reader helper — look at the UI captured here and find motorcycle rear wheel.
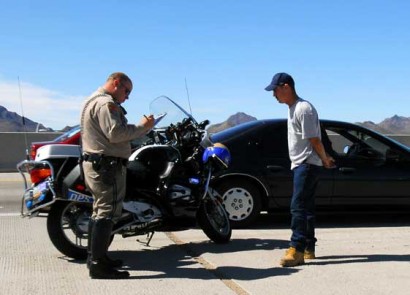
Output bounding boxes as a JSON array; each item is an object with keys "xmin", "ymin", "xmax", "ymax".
[
  {"xmin": 47, "ymin": 201, "xmax": 91, "ymax": 259},
  {"xmin": 197, "ymin": 197, "xmax": 231, "ymax": 243}
]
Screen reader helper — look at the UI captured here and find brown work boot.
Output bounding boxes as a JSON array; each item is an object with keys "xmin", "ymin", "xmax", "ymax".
[
  {"xmin": 280, "ymin": 247, "xmax": 304, "ymax": 267},
  {"xmin": 304, "ymin": 249, "xmax": 316, "ymax": 260}
]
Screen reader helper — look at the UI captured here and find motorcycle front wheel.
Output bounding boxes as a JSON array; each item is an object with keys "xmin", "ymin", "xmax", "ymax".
[
  {"xmin": 197, "ymin": 196, "xmax": 231, "ymax": 243},
  {"xmin": 47, "ymin": 201, "xmax": 91, "ymax": 259}
]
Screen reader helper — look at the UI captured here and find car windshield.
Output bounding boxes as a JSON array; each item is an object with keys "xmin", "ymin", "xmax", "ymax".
[{"xmin": 53, "ymin": 125, "xmax": 80, "ymax": 142}]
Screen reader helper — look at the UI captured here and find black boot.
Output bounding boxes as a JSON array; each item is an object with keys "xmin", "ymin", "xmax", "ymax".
[
  {"xmin": 86, "ymin": 217, "xmax": 94, "ymax": 269},
  {"xmin": 89, "ymin": 218, "xmax": 129, "ymax": 279},
  {"xmin": 87, "ymin": 218, "xmax": 123, "ymax": 269}
]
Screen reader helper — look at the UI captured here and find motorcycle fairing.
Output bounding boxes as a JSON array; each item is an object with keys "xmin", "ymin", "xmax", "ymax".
[
  {"xmin": 127, "ymin": 144, "xmax": 181, "ymax": 190},
  {"xmin": 61, "ymin": 164, "xmax": 94, "ymax": 203}
]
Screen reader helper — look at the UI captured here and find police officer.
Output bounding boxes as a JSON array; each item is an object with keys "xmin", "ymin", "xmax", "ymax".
[{"xmin": 81, "ymin": 72, "xmax": 155, "ymax": 279}]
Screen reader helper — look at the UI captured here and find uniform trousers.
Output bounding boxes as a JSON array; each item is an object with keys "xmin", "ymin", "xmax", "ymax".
[{"xmin": 82, "ymin": 160, "xmax": 126, "ymax": 222}]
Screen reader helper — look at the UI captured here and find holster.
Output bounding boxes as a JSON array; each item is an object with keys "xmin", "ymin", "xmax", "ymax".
[
  {"xmin": 79, "ymin": 154, "xmax": 85, "ymax": 181},
  {"xmin": 83, "ymin": 153, "xmax": 104, "ymax": 171}
]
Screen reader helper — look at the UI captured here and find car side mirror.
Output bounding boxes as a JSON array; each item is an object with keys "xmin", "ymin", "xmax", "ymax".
[{"xmin": 198, "ymin": 120, "xmax": 210, "ymax": 130}]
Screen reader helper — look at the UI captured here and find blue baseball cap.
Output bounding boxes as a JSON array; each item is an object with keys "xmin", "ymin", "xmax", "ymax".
[{"xmin": 265, "ymin": 72, "xmax": 295, "ymax": 91}]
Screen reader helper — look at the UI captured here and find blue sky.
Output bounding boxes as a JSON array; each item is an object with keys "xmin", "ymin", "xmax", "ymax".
[{"xmin": 1, "ymin": 0, "xmax": 409, "ymax": 130}]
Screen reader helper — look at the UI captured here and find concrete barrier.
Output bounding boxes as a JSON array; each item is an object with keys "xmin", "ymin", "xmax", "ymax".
[
  {"xmin": 388, "ymin": 135, "xmax": 410, "ymax": 147},
  {"xmin": 1, "ymin": 132, "xmax": 410, "ymax": 172},
  {"xmin": 0, "ymin": 132, "xmax": 62, "ymax": 172}
]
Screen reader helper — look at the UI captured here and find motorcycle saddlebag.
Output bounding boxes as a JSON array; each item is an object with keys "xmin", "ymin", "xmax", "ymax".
[{"xmin": 62, "ymin": 164, "xmax": 93, "ymax": 203}]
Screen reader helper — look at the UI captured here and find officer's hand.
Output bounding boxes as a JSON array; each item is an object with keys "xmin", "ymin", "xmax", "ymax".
[{"xmin": 141, "ymin": 115, "xmax": 155, "ymax": 130}]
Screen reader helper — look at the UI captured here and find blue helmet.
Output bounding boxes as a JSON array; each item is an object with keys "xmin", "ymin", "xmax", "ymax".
[{"xmin": 202, "ymin": 143, "xmax": 231, "ymax": 168}]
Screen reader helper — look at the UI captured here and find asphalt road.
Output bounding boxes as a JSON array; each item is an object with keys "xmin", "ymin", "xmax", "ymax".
[{"xmin": 1, "ymin": 173, "xmax": 410, "ymax": 295}]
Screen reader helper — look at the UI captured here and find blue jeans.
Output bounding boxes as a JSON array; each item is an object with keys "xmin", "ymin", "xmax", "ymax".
[{"xmin": 290, "ymin": 163, "xmax": 321, "ymax": 253}]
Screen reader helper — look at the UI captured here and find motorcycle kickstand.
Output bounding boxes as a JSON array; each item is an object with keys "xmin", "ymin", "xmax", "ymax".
[{"xmin": 137, "ymin": 231, "xmax": 155, "ymax": 246}]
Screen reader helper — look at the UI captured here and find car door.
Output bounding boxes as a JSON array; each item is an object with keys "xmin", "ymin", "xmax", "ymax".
[
  {"xmin": 257, "ymin": 121, "xmax": 292, "ymax": 207},
  {"xmin": 258, "ymin": 121, "xmax": 332, "ymax": 208},
  {"xmin": 325, "ymin": 124, "xmax": 410, "ymax": 205}
]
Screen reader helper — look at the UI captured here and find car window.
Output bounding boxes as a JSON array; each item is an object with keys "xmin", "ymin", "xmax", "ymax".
[
  {"xmin": 53, "ymin": 125, "xmax": 80, "ymax": 142},
  {"xmin": 325, "ymin": 129, "xmax": 353, "ymax": 155},
  {"xmin": 325, "ymin": 127, "xmax": 389, "ymax": 159},
  {"xmin": 348, "ymin": 130, "xmax": 390, "ymax": 155}
]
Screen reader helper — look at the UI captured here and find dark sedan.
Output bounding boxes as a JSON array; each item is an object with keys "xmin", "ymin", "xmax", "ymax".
[{"xmin": 208, "ymin": 119, "xmax": 410, "ymax": 227}]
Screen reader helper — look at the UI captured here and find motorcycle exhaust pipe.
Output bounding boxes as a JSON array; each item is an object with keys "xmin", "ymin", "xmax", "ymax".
[{"xmin": 112, "ymin": 217, "xmax": 162, "ymax": 237}]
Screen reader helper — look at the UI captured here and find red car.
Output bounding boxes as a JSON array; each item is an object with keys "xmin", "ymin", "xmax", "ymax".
[
  {"xmin": 29, "ymin": 125, "xmax": 81, "ymax": 160},
  {"xmin": 27, "ymin": 124, "xmax": 146, "ymax": 184}
]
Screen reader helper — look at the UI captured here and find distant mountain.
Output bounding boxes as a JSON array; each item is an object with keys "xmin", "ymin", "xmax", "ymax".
[
  {"xmin": 60, "ymin": 125, "xmax": 77, "ymax": 132},
  {"xmin": 356, "ymin": 121, "xmax": 391, "ymax": 134},
  {"xmin": 207, "ymin": 112, "xmax": 257, "ymax": 133},
  {"xmin": 0, "ymin": 105, "xmax": 52, "ymax": 132},
  {"xmin": 356, "ymin": 115, "xmax": 410, "ymax": 134},
  {"xmin": 2, "ymin": 103, "xmax": 410, "ymax": 136}
]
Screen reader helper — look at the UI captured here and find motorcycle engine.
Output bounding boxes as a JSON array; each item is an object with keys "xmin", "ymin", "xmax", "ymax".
[
  {"xmin": 123, "ymin": 201, "xmax": 161, "ymax": 222},
  {"xmin": 168, "ymin": 184, "xmax": 193, "ymax": 201}
]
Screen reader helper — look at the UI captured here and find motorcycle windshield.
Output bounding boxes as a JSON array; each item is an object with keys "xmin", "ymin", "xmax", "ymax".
[{"xmin": 149, "ymin": 96, "xmax": 197, "ymax": 129}]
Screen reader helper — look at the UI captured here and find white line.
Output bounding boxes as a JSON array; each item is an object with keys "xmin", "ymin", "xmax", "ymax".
[
  {"xmin": 0, "ymin": 213, "xmax": 21, "ymax": 217},
  {"xmin": 0, "ymin": 179, "xmax": 25, "ymax": 183}
]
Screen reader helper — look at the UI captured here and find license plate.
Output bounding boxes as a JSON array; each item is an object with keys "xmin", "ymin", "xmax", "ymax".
[{"xmin": 25, "ymin": 181, "xmax": 50, "ymax": 210}]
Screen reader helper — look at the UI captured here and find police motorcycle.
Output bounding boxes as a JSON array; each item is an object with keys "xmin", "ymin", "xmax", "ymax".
[{"xmin": 17, "ymin": 96, "xmax": 231, "ymax": 259}]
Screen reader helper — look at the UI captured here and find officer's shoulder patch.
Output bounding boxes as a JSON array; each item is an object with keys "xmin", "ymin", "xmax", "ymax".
[{"xmin": 107, "ymin": 102, "xmax": 120, "ymax": 114}]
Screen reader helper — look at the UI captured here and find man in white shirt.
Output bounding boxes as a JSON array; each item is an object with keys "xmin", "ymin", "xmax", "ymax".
[{"xmin": 265, "ymin": 72, "xmax": 335, "ymax": 267}]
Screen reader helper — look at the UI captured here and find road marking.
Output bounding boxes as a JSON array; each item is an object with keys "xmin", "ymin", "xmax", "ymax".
[
  {"xmin": 0, "ymin": 213, "xmax": 21, "ymax": 217},
  {"xmin": 166, "ymin": 232, "xmax": 250, "ymax": 295},
  {"xmin": 0, "ymin": 179, "xmax": 25, "ymax": 182}
]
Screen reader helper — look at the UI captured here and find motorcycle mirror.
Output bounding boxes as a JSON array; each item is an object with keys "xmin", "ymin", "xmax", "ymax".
[{"xmin": 199, "ymin": 120, "xmax": 210, "ymax": 129}]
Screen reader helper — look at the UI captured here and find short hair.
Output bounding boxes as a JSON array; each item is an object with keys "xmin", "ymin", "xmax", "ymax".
[{"xmin": 107, "ymin": 72, "xmax": 132, "ymax": 85}]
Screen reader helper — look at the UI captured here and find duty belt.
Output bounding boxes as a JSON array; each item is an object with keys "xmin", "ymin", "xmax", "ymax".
[{"xmin": 83, "ymin": 153, "xmax": 128, "ymax": 166}]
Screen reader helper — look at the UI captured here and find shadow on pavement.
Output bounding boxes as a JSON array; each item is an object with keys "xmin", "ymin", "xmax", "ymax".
[
  {"xmin": 110, "ymin": 237, "xmax": 296, "ymax": 280},
  {"xmin": 309, "ymin": 254, "xmax": 410, "ymax": 266},
  {"xmin": 246, "ymin": 211, "xmax": 410, "ymax": 230},
  {"xmin": 63, "ymin": 212, "xmax": 409, "ymax": 280}
]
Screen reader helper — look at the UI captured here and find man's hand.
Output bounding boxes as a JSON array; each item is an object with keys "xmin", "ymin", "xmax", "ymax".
[
  {"xmin": 309, "ymin": 137, "xmax": 336, "ymax": 169},
  {"xmin": 323, "ymin": 155, "xmax": 336, "ymax": 169}
]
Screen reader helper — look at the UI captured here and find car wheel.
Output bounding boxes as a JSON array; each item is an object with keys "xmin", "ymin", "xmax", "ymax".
[{"xmin": 215, "ymin": 179, "xmax": 262, "ymax": 227}]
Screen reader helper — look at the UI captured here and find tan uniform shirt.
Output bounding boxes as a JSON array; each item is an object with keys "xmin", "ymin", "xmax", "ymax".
[{"xmin": 81, "ymin": 87, "xmax": 146, "ymax": 159}]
